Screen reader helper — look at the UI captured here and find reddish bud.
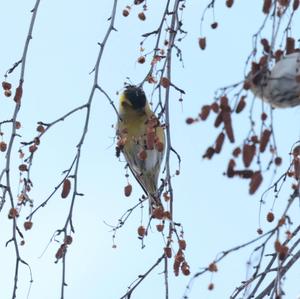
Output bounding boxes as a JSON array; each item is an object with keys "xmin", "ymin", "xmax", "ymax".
[
  {"xmin": 211, "ymin": 102, "xmax": 219, "ymax": 113},
  {"xmin": 232, "ymin": 147, "xmax": 241, "ymax": 157},
  {"xmin": 61, "ymin": 179, "xmax": 71, "ymax": 198},
  {"xmin": 4, "ymin": 90, "xmax": 12, "ymax": 97},
  {"xmin": 199, "ymin": 105, "xmax": 210, "ymax": 120},
  {"xmin": 124, "ymin": 184, "xmax": 132, "ymax": 197},
  {"xmin": 122, "ymin": 9, "xmax": 130, "ymax": 17},
  {"xmin": 0, "ymin": 141, "xmax": 7, "ymax": 152},
  {"xmin": 208, "ymin": 262, "xmax": 218, "ymax": 272},
  {"xmin": 2, "ymin": 81, "xmax": 11, "ymax": 90},
  {"xmin": 185, "ymin": 117, "xmax": 194, "ymax": 124},
  {"xmin": 14, "ymin": 85, "xmax": 23, "ymax": 103},
  {"xmin": 160, "ymin": 77, "xmax": 170, "ymax": 88},
  {"xmin": 203, "ymin": 146, "xmax": 215, "ymax": 159},
  {"xmin": 208, "ymin": 283, "xmax": 214, "ymax": 290},
  {"xmin": 263, "ymin": 0, "xmax": 272, "ymax": 14},
  {"xmin": 226, "ymin": 0, "xmax": 234, "ymax": 7},
  {"xmin": 24, "ymin": 221, "xmax": 33, "ymax": 231},
  {"xmin": 274, "ymin": 157, "xmax": 282, "ymax": 166},
  {"xmin": 243, "ymin": 144, "xmax": 256, "ymax": 167},
  {"xmin": 8, "ymin": 208, "xmax": 19, "ymax": 219},
  {"xmin": 156, "ymin": 223, "xmax": 164, "ymax": 232},
  {"xmin": 198, "ymin": 37, "xmax": 206, "ymax": 50},
  {"xmin": 19, "ymin": 164, "xmax": 28, "ymax": 172},
  {"xmin": 214, "ymin": 132, "xmax": 225, "ymax": 154},
  {"xmin": 137, "ymin": 225, "xmax": 146, "ymax": 237},
  {"xmin": 137, "ymin": 56, "xmax": 145, "ymax": 64},
  {"xmin": 293, "ymin": 0, "xmax": 300, "ymax": 10},
  {"xmin": 236, "ymin": 96, "xmax": 246, "ymax": 113},
  {"xmin": 138, "ymin": 12, "xmax": 146, "ymax": 21},
  {"xmin": 267, "ymin": 211, "xmax": 275, "ymax": 222},
  {"xmin": 178, "ymin": 239, "xmax": 186, "ymax": 250},
  {"xmin": 249, "ymin": 171, "xmax": 263, "ymax": 194},
  {"xmin": 37, "ymin": 125, "xmax": 45, "ymax": 133},
  {"xmin": 259, "ymin": 129, "xmax": 271, "ymax": 153},
  {"xmin": 64, "ymin": 235, "xmax": 73, "ymax": 245}
]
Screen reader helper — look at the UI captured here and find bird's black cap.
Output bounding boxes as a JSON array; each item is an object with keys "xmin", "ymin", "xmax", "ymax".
[{"xmin": 124, "ymin": 85, "xmax": 146, "ymax": 110}]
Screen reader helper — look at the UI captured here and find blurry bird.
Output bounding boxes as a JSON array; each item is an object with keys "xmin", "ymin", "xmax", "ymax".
[
  {"xmin": 116, "ymin": 85, "xmax": 165, "ymax": 214},
  {"xmin": 249, "ymin": 52, "xmax": 300, "ymax": 108}
]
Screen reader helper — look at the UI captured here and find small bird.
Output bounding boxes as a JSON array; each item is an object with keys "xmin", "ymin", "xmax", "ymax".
[
  {"xmin": 249, "ymin": 52, "xmax": 300, "ymax": 108},
  {"xmin": 116, "ymin": 85, "xmax": 165, "ymax": 214}
]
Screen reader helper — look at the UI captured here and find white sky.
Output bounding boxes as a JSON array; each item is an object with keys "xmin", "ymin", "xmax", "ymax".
[{"xmin": 1, "ymin": 1, "xmax": 300, "ymax": 299}]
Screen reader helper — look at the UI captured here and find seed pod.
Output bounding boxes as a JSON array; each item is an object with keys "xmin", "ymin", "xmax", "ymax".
[
  {"xmin": 286, "ymin": 37, "xmax": 295, "ymax": 54},
  {"xmin": 236, "ymin": 96, "xmax": 246, "ymax": 113},
  {"xmin": 199, "ymin": 105, "xmax": 210, "ymax": 120},
  {"xmin": 278, "ymin": 245, "xmax": 289, "ymax": 260},
  {"xmin": 0, "ymin": 141, "xmax": 7, "ymax": 152},
  {"xmin": 274, "ymin": 157, "xmax": 282, "ymax": 166},
  {"xmin": 231, "ymin": 147, "xmax": 240, "ymax": 158},
  {"xmin": 134, "ymin": 0, "xmax": 144, "ymax": 4},
  {"xmin": 263, "ymin": 0, "xmax": 272, "ymax": 14},
  {"xmin": 214, "ymin": 132, "xmax": 225, "ymax": 153},
  {"xmin": 181, "ymin": 262, "xmax": 190, "ymax": 276},
  {"xmin": 208, "ymin": 283, "xmax": 214, "ymax": 290},
  {"xmin": 156, "ymin": 223, "xmax": 164, "ymax": 232},
  {"xmin": 226, "ymin": 159, "xmax": 235, "ymax": 178},
  {"xmin": 14, "ymin": 85, "xmax": 23, "ymax": 103},
  {"xmin": 61, "ymin": 179, "xmax": 71, "ymax": 198},
  {"xmin": 137, "ymin": 225, "xmax": 146, "ymax": 237},
  {"xmin": 64, "ymin": 235, "xmax": 73, "ymax": 245},
  {"xmin": 293, "ymin": 0, "xmax": 300, "ymax": 10},
  {"xmin": 259, "ymin": 129, "xmax": 271, "ymax": 153},
  {"xmin": 124, "ymin": 184, "xmax": 132, "ymax": 197},
  {"xmin": 37, "ymin": 124, "xmax": 45, "ymax": 133},
  {"xmin": 203, "ymin": 146, "xmax": 215, "ymax": 159},
  {"xmin": 55, "ymin": 244, "xmax": 66, "ymax": 260},
  {"xmin": 29, "ymin": 145, "xmax": 38, "ymax": 153},
  {"xmin": 274, "ymin": 239, "xmax": 282, "ymax": 253},
  {"xmin": 138, "ymin": 12, "xmax": 146, "ymax": 21},
  {"xmin": 208, "ymin": 262, "xmax": 218, "ymax": 272},
  {"xmin": 4, "ymin": 90, "xmax": 12, "ymax": 97},
  {"xmin": 178, "ymin": 239, "xmax": 186, "ymax": 250},
  {"xmin": 222, "ymin": 110, "xmax": 235, "ymax": 143},
  {"xmin": 186, "ymin": 117, "xmax": 194, "ymax": 124},
  {"xmin": 214, "ymin": 112, "xmax": 223, "ymax": 127},
  {"xmin": 19, "ymin": 164, "xmax": 28, "ymax": 172},
  {"xmin": 152, "ymin": 206, "xmax": 164, "ymax": 219},
  {"xmin": 2, "ymin": 81, "xmax": 12, "ymax": 90},
  {"xmin": 24, "ymin": 221, "xmax": 33, "ymax": 230},
  {"xmin": 226, "ymin": 0, "xmax": 234, "ymax": 7},
  {"xmin": 160, "ymin": 77, "xmax": 170, "ymax": 88},
  {"xmin": 122, "ymin": 9, "xmax": 130, "ymax": 17},
  {"xmin": 242, "ymin": 144, "xmax": 256, "ymax": 167},
  {"xmin": 249, "ymin": 171, "xmax": 263, "ymax": 194},
  {"xmin": 137, "ymin": 56, "xmax": 145, "ymax": 64},
  {"xmin": 211, "ymin": 102, "xmax": 219, "ymax": 113},
  {"xmin": 198, "ymin": 37, "xmax": 206, "ymax": 50}
]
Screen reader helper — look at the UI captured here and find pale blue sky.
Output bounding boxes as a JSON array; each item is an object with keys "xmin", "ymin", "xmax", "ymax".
[{"xmin": 0, "ymin": 1, "xmax": 300, "ymax": 299}]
